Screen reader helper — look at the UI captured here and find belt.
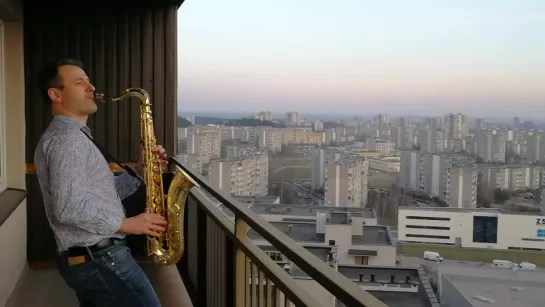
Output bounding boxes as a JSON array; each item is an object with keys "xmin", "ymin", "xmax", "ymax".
[{"xmin": 60, "ymin": 238, "xmax": 126, "ymax": 259}]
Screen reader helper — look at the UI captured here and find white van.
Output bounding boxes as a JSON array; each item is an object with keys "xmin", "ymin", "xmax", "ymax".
[
  {"xmin": 492, "ymin": 260, "xmax": 516, "ymax": 268},
  {"xmin": 423, "ymin": 251, "xmax": 443, "ymax": 261},
  {"xmin": 518, "ymin": 262, "xmax": 537, "ymax": 270}
]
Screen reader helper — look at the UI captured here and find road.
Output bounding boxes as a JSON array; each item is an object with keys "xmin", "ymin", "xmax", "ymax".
[{"xmin": 286, "ymin": 181, "xmax": 325, "ymax": 205}]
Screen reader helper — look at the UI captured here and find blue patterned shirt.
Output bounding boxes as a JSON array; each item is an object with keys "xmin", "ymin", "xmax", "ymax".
[{"xmin": 34, "ymin": 115, "xmax": 141, "ymax": 251}]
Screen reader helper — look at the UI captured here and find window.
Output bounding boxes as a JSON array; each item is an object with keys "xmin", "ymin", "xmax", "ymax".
[{"xmin": 0, "ymin": 20, "xmax": 6, "ymax": 193}]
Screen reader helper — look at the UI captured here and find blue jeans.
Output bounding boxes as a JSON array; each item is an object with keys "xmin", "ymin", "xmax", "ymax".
[{"xmin": 57, "ymin": 244, "xmax": 161, "ymax": 307}]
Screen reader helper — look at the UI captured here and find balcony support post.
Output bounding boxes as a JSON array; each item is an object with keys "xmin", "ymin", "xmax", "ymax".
[{"xmin": 234, "ymin": 217, "xmax": 248, "ymax": 306}]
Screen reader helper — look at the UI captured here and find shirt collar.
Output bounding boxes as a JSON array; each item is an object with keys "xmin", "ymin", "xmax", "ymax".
[{"xmin": 52, "ymin": 114, "xmax": 91, "ymax": 134}]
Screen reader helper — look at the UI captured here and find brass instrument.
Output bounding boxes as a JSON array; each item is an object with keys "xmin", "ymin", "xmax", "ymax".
[{"xmin": 96, "ymin": 88, "xmax": 197, "ymax": 265}]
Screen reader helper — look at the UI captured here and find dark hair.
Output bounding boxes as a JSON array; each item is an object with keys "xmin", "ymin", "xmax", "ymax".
[{"xmin": 36, "ymin": 59, "xmax": 84, "ymax": 105}]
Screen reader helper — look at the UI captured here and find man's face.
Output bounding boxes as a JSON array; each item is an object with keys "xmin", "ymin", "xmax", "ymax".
[{"xmin": 49, "ymin": 65, "xmax": 97, "ymax": 116}]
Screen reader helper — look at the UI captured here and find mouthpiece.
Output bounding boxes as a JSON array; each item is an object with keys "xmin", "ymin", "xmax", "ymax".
[{"xmin": 94, "ymin": 93, "xmax": 106, "ymax": 102}]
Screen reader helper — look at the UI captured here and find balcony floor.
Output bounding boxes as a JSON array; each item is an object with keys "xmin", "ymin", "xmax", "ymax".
[{"xmin": 9, "ymin": 264, "xmax": 192, "ymax": 307}]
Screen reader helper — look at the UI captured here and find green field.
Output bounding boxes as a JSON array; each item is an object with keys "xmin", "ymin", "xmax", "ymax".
[
  {"xmin": 403, "ymin": 244, "xmax": 545, "ymax": 267},
  {"xmin": 273, "ymin": 167, "xmax": 311, "ymax": 180}
]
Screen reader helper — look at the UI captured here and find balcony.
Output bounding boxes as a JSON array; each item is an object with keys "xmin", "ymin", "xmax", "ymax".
[{"xmin": 3, "ymin": 159, "xmax": 388, "ymax": 307}]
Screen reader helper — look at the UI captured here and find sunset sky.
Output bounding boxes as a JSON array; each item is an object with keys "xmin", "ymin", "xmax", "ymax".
[{"xmin": 177, "ymin": 0, "xmax": 545, "ymax": 117}]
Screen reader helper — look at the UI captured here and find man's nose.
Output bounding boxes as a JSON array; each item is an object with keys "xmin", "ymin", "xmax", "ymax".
[{"xmin": 88, "ymin": 82, "xmax": 96, "ymax": 92}]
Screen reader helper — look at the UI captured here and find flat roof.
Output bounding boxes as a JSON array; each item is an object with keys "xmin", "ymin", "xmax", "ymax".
[
  {"xmin": 351, "ymin": 226, "xmax": 392, "ymax": 246},
  {"xmin": 247, "ymin": 221, "xmax": 325, "ymax": 243},
  {"xmin": 251, "ymin": 204, "xmax": 375, "ymax": 218},
  {"xmin": 398, "ymin": 206, "xmax": 545, "ymax": 216},
  {"xmin": 335, "ymin": 266, "xmax": 433, "ymax": 307},
  {"xmin": 444, "ymin": 273, "xmax": 545, "ymax": 307}
]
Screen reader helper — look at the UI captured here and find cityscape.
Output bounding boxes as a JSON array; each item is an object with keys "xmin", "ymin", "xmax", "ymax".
[{"xmin": 177, "ymin": 111, "xmax": 545, "ymax": 306}]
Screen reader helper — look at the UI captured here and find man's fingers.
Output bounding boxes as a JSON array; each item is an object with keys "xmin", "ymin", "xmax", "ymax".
[
  {"xmin": 145, "ymin": 229, "xmax": 161, "ymax": 237},
  {"xmin": 150, "ymin": 224, "xmax": 166, "ymax": 233}
]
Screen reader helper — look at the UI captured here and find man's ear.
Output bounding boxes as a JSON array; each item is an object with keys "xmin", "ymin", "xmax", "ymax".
[{"xmin": 47, "ymin": 88, "xmax": 62, "ymax": 104}]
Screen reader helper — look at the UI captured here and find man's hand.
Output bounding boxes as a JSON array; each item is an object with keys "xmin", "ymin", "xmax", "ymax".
[
  {"xmin": 136, "ymin": 144, "xmax": 169, "ymax": 176},
  {"xmin": 118, "ymin": 213, "xmax": 167, "ymax": 237}
]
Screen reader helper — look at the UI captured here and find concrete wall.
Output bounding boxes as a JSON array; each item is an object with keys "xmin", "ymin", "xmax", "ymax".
[{"xmin": 0, "ymin": 19, "xmax": 27, "ymax": 307}]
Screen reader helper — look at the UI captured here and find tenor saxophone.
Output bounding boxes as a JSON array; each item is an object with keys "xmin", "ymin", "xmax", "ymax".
[{"xmin": 96, "ymin": 88, "xmax": 196, "ymax": 265}]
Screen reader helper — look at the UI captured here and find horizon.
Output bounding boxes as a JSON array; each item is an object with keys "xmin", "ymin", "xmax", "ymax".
[{"xmin": 177, "ymin": 0, "xmax": 545, "ymax": 117}]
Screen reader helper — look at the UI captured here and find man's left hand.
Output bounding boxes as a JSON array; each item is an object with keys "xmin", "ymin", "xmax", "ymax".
[{"xmin": 136, "ymin": 145, "xmax": 169, "ymax": 176}]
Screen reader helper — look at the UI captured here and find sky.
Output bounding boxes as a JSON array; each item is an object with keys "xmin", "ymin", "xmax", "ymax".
[{"xmin": 177, "ymin": 0, "xmax": 545, "ymax": 117}]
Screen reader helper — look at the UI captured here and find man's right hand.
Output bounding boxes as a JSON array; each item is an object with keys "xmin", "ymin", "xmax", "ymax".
[{"xmin": 118, "ymin": 213, "xmax": 167, "ymax": 237}]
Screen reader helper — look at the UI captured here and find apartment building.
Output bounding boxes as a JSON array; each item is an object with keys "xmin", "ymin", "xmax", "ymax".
[
  {"xmin": 419, "ymin": 128, "xmax": 444, "ymax": 154},
  {"xmin": 399, "ymin": 150, "xmax": 421, "ymax": 193},
  {"xmin": 443, "ymin": 113, "xmax": 469, "ymax": 139},
  {"xmin": 174, "ymin": 154, "xmax": 204, "ymax": 173},
  {"xmin": 476, "ymin": 129, "xmax": 507, "ymax": 162},
  {"xmin": 364, "ymin": 138, "xmax": 395, "ymax": 154},
  {"xmin": 281, "ymin": 127, "xmax": 325, "ymax": 145},
  {"xmin": 480, "ymin": 164, "xmax": 542, "ymax": 192},
  {"xmin": 248, "ymin": 211, "xmax": 395, "ymax": 266},
  {"xmin": 220, "ymin": 143, "xmax": 257, "ymax": 159},
  {"xmin": 185, "ymin": 131, "xmax": 221, "ymax": 164},
  {"xmin": 254, "ymin": 126, "xmax": 282, "ymax": 153},
  {"xmin": 368, "ymin": 156, "xmax": 400, "ymax": 172},
  {"xmin": 325, "ymin": 154, "xmax": 368, "ymax": 207},
  {"xmin": 285, "ymin": 111, "xmax": 300, "ymax": 126},
  {"xmin": 208, "ymin": 152, "xmax": 268, "ymax": 196}
]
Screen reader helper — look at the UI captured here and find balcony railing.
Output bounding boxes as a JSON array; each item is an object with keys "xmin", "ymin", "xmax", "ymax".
[{"xmin": 171, "ymin": 157, "xmax": 387, "ymax": 307}]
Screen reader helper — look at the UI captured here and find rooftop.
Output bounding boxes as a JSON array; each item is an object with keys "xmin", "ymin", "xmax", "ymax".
[
  {"xmin": 398, "ymin": 206, "xmax": 544, "ymax": 216},
  {"xmin": 335, "ymin": 266, "xmax": 437, "ymax": 307},
  {"xmin": 444, "ymin": 273, "xmax": 545, "ymax": 307},
  {"xmin": 248, "ymin": 221, "xmax": 325, "ymax": 243},
  {"xmin": 352, "ymin": 226, "xmax": 392, "ymax": 246},
  {"xmin": 251, "ymin": 204, "xmax": 376, "ymax": 218}
]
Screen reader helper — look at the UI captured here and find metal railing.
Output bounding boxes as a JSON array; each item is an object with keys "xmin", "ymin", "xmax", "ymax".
[{"xmin": 171, "ymin": 158, "xmax": 387, "ymax": 307}]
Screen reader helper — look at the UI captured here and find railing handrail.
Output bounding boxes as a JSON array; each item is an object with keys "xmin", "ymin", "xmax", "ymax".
[
  {"xmin": 190, "ymin": 188, "xmax": 324, "ymax": 307},
  {"xmin": 170, "ymin": 157, "xmax": 387, "ymax": 307}
]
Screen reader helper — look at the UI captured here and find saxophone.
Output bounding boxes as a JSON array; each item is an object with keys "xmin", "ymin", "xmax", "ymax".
[{"xmin": 96, "ymin": 88, "xmax": 196, "ymax": 265}]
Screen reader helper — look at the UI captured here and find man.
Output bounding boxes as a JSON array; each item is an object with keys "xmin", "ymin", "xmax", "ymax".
[{"xmin": 34, "ymin": 59, "xmax": 166, "ymax": 307}]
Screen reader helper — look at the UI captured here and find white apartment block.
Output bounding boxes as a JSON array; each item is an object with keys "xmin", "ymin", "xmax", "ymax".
[
  {"xmin": 254, "ymin": 126, "xmax": 282, "ymax": 153},
  {"xmin": 368, "ymin": 156, "xmax": 400, "ymax": 173},
  {"xmin": 183, "ymin": 131, "xmax": 221, "ymax": 164},
  {"xmin": 476, "ymin": 128, "xmax": 506, "ymax": 162},
  {"xmin": 419, "ymin": 128, "xmax": 443, "ymax": 154},
  {"xmin": 403, "ymin": 152, "xmax": 477, "ymax": 207},
  {"xmin": 281, "ymin": 127, "xmax": 325, "ymax": 145},
  {"xmin": 285, "ymin": 111, "xmax": 300, "ymax": 126},
  {"xmin": 364, "ymin": 138, "xmax": 395, "ymax": 154},
  {"xmin": 480, "ymin": 164, "xmax": 542, "ymax": 192},
  {"xmin": 399, "ymin": 150, "xmax": 420, "ymax": 193},
  {"xmin": 325, "ymin": 154, "xmax": 368, "ymax": 207},
  {"xmin": 249, "ymin": 205, "xmax": 395, "ymax": 266},
  {"xmin": 443, "ymin": 113, "xmax": 469, "ymax": 139},
  {"xmin": 398, "ymin": 206, "xmax": 545, "ymax": 251},
  {"xmin": 208, "ymin": 152, "xmax": 268, "ymax": 196}
]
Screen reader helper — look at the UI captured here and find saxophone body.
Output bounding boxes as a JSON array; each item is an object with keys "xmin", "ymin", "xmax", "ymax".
[{"xmin": 108, "ymin": 88, "xmax": 195, "ymax": 265}]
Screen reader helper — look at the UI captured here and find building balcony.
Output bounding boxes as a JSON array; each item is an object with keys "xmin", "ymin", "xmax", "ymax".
[{"xmin": 2, "ymin": 158, "xmax": 388, "ymax": 307}]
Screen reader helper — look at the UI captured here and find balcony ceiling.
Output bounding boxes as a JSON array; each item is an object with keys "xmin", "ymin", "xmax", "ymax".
[{"xmin": 0, "ymin": 0, "xmax": 21, "ymax": 21}]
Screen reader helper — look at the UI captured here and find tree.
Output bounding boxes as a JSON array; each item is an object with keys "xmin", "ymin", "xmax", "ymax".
[{"xmin": 494, "ymin": 188, "xmax": 510, "ymax": 204}]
